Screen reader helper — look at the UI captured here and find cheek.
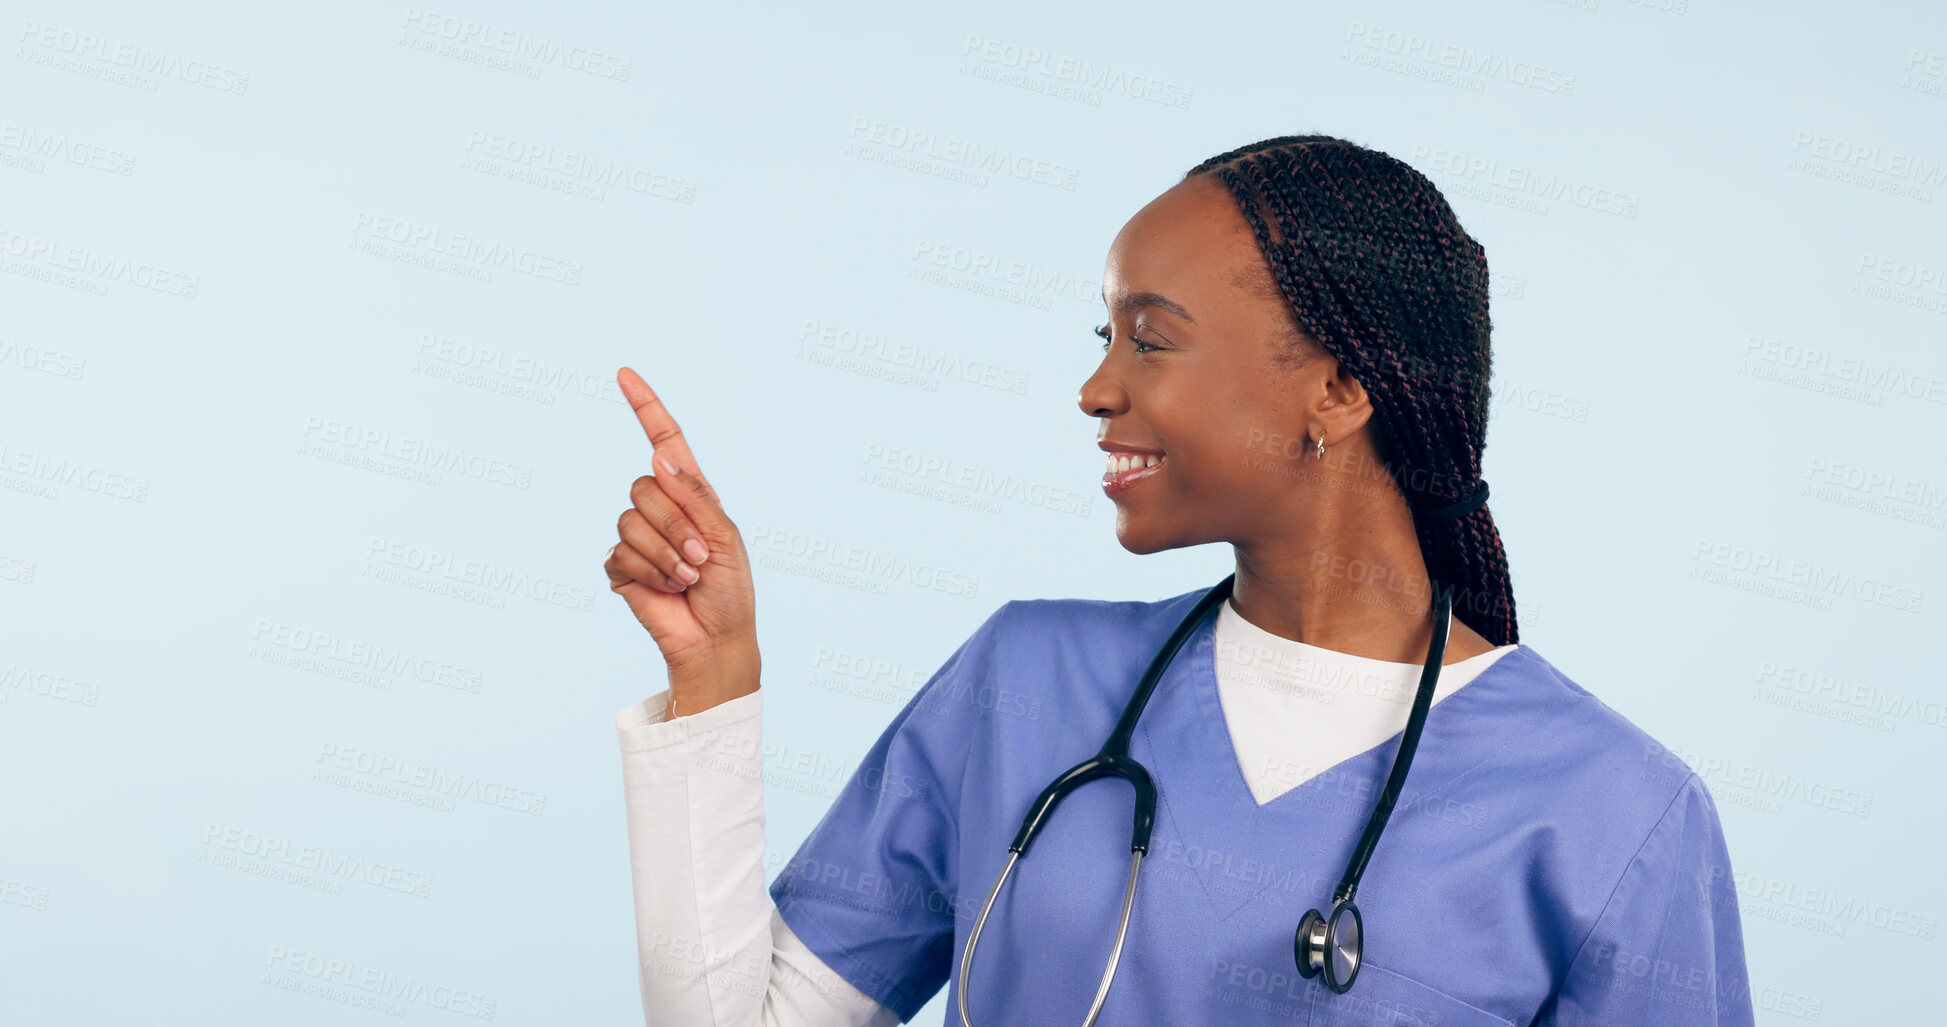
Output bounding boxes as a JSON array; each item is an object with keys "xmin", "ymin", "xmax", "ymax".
[
  {"xmin": 1165, "ymin": 435, "xmax": 1256, "ymax": 496},
  {"xmin": 1180, "ymin": 408, "xmax": 1263, "ymax": 465},
  {"xmin": 1217, "ymin": 395, "xmax": 1306, "ymax": 467},
  {"xmin": 1144, "ymin": 372, "xmax": 1284, "ymax": 487},
  {"xmin": 1192, "ymin": 425, "xmax": 1306, "ymax": 501}
]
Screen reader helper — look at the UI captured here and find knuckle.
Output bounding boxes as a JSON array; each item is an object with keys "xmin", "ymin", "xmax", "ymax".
[
  {"xmin": 647, "ymin": 535, "xmax": 683, "ymax": 569},
  {"xmin": 656, "ymin": 509, "xmax": 691, "ymax": 540},
  {"xmin": 629, "ymin": 474, "xmax": 660, "ymax": 504}
]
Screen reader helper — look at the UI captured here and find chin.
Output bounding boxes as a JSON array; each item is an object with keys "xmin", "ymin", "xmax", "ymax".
[{"xmin": 1111, "ymin": 516, "xmax": 1184, "ymax": 557}]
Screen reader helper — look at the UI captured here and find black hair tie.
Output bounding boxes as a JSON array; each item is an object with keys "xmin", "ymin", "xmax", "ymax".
[{"xmin": 1418, "ymin": 480, "xmax": 1489, "ymax": 524}]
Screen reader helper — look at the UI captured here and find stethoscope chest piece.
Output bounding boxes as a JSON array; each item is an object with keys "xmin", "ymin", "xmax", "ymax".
[{"xmin": 1294, "ymin": 899, "xmax": 1364, "ymax": 993}]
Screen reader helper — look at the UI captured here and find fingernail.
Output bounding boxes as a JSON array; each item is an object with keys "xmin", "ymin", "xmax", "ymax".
[
  {"xmin": 675, "ymin": 561, "xmax": 699, "ymax": 583},
  {"xmin": 682, "ymin": 539, "xmax": 709, "ymax": 564},
  {"xmin": 654, "ymin": 452, "xmax": 676, "ymax": 476}
]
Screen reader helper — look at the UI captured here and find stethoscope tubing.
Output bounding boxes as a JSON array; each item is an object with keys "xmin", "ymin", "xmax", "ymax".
[
  {"xmin": 958, "ymin": 581, "xmax": 1234, "ymax": 1027},
  {"xmin": 1333, "ymin": 579, "xmax": 1454, "ymax": 903}
]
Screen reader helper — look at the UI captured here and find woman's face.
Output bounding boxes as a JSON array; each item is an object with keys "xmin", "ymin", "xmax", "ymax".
[{"xmin": 1078, "ymin": 174, "xmax": 1369, "ymax": 555}]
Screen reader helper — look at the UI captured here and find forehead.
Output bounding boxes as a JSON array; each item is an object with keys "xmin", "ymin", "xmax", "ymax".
[{"xmin": 1102, "ymin": 176, "xmax": 1269, "ymax": 309}]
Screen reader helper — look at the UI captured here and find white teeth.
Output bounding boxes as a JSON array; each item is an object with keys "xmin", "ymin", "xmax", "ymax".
[{"xmin": 1105, "ymin": 453, "xmax": 1165, "ymax": 475}]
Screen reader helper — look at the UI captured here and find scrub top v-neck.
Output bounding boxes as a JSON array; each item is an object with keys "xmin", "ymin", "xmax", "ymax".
[{"xmin": 1210, "ymin": 594, "xmax": 1516, "ymax": 808}]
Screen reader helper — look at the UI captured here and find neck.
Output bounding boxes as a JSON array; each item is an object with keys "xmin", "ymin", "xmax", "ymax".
[{"xmin": 1228, "ymin": 476, "xmax": 1494, "ymax": 665}]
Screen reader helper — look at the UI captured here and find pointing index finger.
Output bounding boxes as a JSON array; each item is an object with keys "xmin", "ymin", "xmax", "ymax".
[{"xmin": 617, "ymin": 366, "xmax": 707, "ymax": 483}]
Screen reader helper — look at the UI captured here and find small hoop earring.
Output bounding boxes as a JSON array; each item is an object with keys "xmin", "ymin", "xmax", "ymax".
[{"xmin": 1314, "ymin": 429, "xmax": 1327, "ymax": 461}]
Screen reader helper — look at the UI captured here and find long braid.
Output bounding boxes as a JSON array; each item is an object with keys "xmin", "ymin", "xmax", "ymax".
[{"xmin": 1184, "ymin": 135, "xmax": 1519, "ymax": 645}]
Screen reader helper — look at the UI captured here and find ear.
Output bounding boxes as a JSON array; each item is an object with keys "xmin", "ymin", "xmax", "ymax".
[{"xmin": 1310, "ymin": 359, "xmax": 1375, "ymax": 445}]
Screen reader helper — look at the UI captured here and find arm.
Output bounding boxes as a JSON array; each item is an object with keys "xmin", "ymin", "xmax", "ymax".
[
  {"xmin": 603, "ymin": 368, "xmax": 898, "ymax": 1022},
  {"xmin": 617, "ymin": 688, "xmax": 901, "ymax": 1027},
  {"xmin": 1533, "ymin": 773, "xmax": 1756, "ymax": 1027}
]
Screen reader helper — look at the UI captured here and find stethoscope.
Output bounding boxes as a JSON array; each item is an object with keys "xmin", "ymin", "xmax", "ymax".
[{"xmin": 958, "ymin": 571, "xmax": 1457, "ymax": 1026}]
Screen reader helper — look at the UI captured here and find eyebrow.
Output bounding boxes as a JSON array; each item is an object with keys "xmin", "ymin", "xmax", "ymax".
[{"xmin": 1100, "ymin": 289, "xmax": 1198, "ymax": 324}]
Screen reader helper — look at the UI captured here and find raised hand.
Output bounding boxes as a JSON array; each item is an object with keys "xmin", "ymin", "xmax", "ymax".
[{"xmin": 604, "ymin": 366, "xmax": 759, "ymax": 714}]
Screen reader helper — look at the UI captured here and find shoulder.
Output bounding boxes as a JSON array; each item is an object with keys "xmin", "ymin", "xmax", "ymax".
[
  {"xmin": 925, "ymin": 586, "xmax": 1213, "ymax": 716},
  {"xmin": 1477, "ymin": 645, "xmax": 1727, "ymax": 842},
  {"xmin": 991, "ymin": 584, "xmax": 1211, "ymax": 641}
]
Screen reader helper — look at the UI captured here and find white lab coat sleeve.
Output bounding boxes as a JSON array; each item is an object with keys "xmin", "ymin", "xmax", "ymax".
[
  {"xmin": 1534, "ymin": 772, "xmax": 1756, "ymax": 1026},
  {"xmin": 617, "ymin": 687, "xmax": 903, "ymax": 1027}
]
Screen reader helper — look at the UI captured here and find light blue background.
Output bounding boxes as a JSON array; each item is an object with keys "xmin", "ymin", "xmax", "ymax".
[{"xmin": 2, "ymin": 1, "xmax": 1943, "ymax": 1023}]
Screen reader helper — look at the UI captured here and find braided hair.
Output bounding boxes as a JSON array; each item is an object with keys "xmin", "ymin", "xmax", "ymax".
[{"xmin": 1184, "ymin": 134, "xmax": 1519, "ymax": 645}]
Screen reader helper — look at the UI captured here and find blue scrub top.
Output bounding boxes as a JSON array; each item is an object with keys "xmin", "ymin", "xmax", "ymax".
[{"xmin": 770, "ymin": 587, "xmax": 1755, "ymax": 1025}]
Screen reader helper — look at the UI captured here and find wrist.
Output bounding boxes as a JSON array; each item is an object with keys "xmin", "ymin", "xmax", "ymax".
[
  {"xmin": 666, "ymin": 682, "xmax": 758, "ymax": 719},
  {"xmin": 666, "ymin": 639, "xmax": 761, "ymax": 718}
]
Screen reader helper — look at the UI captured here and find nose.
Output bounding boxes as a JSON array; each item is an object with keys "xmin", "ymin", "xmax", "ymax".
[{"xmin": 1077, "ymin": 359, "xmax": 1126, "ymax": 419}]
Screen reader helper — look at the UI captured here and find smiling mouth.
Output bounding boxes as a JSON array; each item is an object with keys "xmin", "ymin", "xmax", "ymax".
[
  {"xmin": 1101, "ymin": 452, "xmax": 1166, "ymax": 494},
  {"xmin": 1105, "ymin": 451, "xmax": 1165, "ymax": 476}
]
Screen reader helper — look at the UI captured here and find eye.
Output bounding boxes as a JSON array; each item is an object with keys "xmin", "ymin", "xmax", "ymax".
[{"xmin": 1094, "ymin": 324, "xmax": 1159, "ymax": 354}]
